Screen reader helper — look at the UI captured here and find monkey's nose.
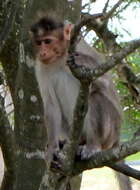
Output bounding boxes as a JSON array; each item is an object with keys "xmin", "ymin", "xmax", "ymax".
[
  {"xmin": 40, "ymin": 52, "xmax": 47, "ymax": 57},
  {"xmin": 40, "ymin": 51, "xmax": 48, "ymax": 60}
]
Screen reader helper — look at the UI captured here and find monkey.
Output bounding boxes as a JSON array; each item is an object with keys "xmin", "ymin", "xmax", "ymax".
[{"xmin": 29, "ymin": 15, "xmax": 121, "ymax": 161}]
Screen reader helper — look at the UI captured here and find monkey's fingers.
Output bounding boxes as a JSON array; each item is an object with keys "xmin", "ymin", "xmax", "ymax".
[
  {"xmin": 51, "ymin": 159, "xmax": 61, "ymax": 170},
  {"xmin": 67, "ymin": 54, "xmax": 77, "ymax": 67},
  {"xmin": 50, "ymin": 151, "xmax": 63, "ymax": 171}
]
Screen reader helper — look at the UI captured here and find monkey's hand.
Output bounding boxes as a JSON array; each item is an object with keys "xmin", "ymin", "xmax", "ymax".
[
  {"xmin": 67, "ymin": 52, "xmax": 93, "ymax": 85},
  {"xmin": 67, "ymin": 53, "xmax": 78, "ymax": 68}
]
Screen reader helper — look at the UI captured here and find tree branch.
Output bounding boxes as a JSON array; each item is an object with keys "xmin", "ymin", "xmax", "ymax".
[
  {"xmin": 103, "ymin": 0, "xmax": 110, "ymax": 13},
  {"xmin": 114, "ymin": 39, "xmax": 140, "ymax": 60},
  {"xmin": 72, "ymin": 138, "xmax": 140, "ymax": 180},
  {"xmin": 55, "ymin": 55, "xmax": 91, "ymax": 174},
  {"xmin": 103, "ymin": 0, "xmax": 124, "ymax": 21},
  {"xmin": 67, "ymin": 38, "xmax": 140, "ymax": 85},
  {"xmin": 109, "ymin": 162, "xmax": 140, "ymax": 180},
  {"xmin": 69, "ymin": 13, "xmax": 103, "ymax": 53},
  {"xmin": 114, "ymin": 0, "xmax": 132, "ymax": 17}
]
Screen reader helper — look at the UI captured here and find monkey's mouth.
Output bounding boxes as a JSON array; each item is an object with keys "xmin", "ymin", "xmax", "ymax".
[{"xmin": 40, "ymin": 56, "xmax": 57, "ymax": 64}]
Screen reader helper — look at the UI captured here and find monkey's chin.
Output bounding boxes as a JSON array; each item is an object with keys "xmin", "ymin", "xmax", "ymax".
[{"xmin": 41, "ymin": 57, "xmax": 57, "ymax": 65}]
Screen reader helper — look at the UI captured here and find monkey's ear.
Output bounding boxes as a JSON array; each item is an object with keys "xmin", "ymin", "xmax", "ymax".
[{"xmin": 63, "ymin": 24, "xmax": 73, "ymax": 40}]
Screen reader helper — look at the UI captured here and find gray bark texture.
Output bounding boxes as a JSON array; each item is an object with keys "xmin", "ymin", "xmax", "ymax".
[
  {"xmin": 0, "ymin": 0, "xmax": 82, "ymax": 190},
  {"xmin": 14, "ymin": 1, "xmax": 82, "ymax": 190}
]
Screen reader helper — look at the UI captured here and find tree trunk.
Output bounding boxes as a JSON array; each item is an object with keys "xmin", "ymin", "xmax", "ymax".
[{"xmin": 13, "ymin": 1, "xmax": 82, "ymax": 190}]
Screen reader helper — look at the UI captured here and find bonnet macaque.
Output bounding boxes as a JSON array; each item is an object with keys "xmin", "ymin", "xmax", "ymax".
[{"xmin": 30, "ymin": 15, "xmax": 121, "ymax": 160}]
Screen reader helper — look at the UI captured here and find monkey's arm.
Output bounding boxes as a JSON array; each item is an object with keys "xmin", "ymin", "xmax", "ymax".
[{"xmin": 44, "ymin": 87, "xmax": 63, "ymax": 158}]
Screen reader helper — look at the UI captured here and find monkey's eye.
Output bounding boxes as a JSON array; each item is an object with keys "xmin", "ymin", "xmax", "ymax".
[
  {"xmin": 35, "ymin": 40, "xmax": 42, "ymax": 46},
  {"xmin": 44, "ymin": 39, "xmax": 52, "ymax": 44},
  {"xmin": 35, "ymin": 39, "xmax": 52, "ymax": 46}
]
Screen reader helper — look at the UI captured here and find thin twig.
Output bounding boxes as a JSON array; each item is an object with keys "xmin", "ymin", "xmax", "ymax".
[
  {"xmin": 115, "ymin": 0, "xmax": 132, "ymax": 16},
  {"xmin": 103, "ymin": 0, "xmax": 110, "ymax": 13},
  {"xmin": 103, "ymin": 0, "xmax": 124, "ymax": 21},
  {"xmin": 69, "ymin": 13, "xmax": 103, "ymax": 53}
]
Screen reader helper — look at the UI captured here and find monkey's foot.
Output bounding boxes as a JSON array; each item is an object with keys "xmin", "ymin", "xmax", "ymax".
[
  {"xmin": 50, "ymin": 159, "xmax": 61, "ymax": 171},
  {"xmin": 49, "ymin": 151, "xmax": 63, "ymax": 172},
  {"xmin": 76, "ymin": 145, "xmax": 100, "ymax": 160}
]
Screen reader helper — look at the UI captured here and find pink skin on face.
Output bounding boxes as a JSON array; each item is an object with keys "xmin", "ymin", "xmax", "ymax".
[{"xmin": 35, "ymin": 36, "xmax": 61, "ymax": 64}]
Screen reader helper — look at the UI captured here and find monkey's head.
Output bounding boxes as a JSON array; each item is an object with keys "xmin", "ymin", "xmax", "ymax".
[{"xmin": 30, "ymin": 15, "xmax": 73, "ymax": 64}]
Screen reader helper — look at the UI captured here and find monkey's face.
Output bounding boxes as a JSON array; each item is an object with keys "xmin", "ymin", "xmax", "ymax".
[
  {"xmin": 34, "ymin": 35, "xmax": 67, "ymax": 64},
  {"xmin": 30, "ymin": 19, "xmax": 72, "ymax": 64}
]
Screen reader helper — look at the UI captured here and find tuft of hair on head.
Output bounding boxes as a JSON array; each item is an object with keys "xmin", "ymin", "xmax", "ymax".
[{"xmin": 30, "ymin": 12, "xmax": 64, "ymax": 38}]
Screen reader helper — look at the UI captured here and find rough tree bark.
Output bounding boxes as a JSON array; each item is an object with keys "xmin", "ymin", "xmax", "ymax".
[
  {"xmin": 14, "ymin": 1, "xmax": 82, "ymax": 190},
  {"xmin": 0, "ymin": 0, "xmax": 82, "ymax": 190}
]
